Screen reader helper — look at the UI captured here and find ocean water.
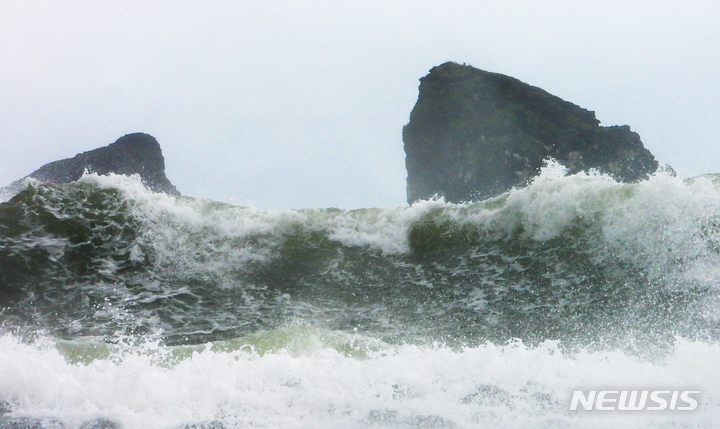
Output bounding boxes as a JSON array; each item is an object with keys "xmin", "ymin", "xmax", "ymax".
[{"xmin": 1, "ymin": 162, "xmax": 720, "ymax": 428}]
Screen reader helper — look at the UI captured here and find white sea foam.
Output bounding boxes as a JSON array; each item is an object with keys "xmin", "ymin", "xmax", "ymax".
[
  {"xmin": 10, "ymin": 164, "xmax": 720, "ymax": 257},
  {"xmin": 3, "ymin": 168, "xmax": 720, "ymax": 427},
  {"xmin": 68, "ymin": 166, "xmax": 720, "ymax": 294},
  {"xmin": 0, "ymin": 333, "xmax": 718, "ymax": 429}
]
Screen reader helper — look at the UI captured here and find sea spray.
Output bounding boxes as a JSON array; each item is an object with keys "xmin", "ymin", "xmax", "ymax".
[
  {"xmin": 0, "ymin": 333, "xmax": 718, "ymax": 428},
  {"xmin": 2, "ymin": 166, "xmax": 720, "ymax": 427}
]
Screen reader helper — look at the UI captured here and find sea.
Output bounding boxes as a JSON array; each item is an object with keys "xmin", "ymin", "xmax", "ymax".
[{"xmin": 1, "ymin": 161, "xmax": 720, "ymax": 428}]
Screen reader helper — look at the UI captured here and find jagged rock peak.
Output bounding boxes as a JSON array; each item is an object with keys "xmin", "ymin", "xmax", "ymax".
[
  {"xmin": 15, "ymin": 132, "xmax": 180, "ymax": 196},
  {"xmin": 403, "ymin": 62, "xmax": 658, "ymax": 204}
]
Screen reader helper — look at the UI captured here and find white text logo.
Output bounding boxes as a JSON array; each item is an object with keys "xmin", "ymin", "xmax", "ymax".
[{"xmin": 570, "ymin": 390, "xmax": 700, "ymax": 411}]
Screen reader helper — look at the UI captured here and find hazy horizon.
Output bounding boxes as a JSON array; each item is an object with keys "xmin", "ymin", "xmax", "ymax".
[{"xmin": 2, "ymin": 1, "xmax": 718, "ymax": 209}]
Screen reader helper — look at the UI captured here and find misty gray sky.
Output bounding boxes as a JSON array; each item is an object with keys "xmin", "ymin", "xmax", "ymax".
[{"xmin": 1, "ymin": 1, "xmax": 718, "ymax": 209}]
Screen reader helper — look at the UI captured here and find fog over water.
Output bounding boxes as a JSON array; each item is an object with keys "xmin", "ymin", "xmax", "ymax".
[{"xmin": 1, "ymin": 1, "xmax": 718, "ymax": 209}]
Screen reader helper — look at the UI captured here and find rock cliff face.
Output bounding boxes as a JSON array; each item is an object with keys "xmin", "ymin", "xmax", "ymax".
[
  {"xmin": 403, "ymin": 62, "xmax": 658, "ymax": 204},
  {"xmin": 8, "ymin": 133, "xmax": 180, "ymax": 196}
]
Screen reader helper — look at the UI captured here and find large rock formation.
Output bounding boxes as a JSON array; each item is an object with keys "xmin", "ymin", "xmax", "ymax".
[
  {"xmin": 6, "ymin": 132, "xmax": 180, "ymax": 196},
  {"xmin": 403, "ymin": 62, "xmax": 658, "ymax": 204}
]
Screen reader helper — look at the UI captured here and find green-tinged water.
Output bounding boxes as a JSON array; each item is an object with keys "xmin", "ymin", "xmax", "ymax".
[
  {"xmin": 3, "ymin": 168, "xmax": 720, "ymax": 428},
  {"xmin": 1, "ymin": 169, "xmax": 719, "ymax": 355}
]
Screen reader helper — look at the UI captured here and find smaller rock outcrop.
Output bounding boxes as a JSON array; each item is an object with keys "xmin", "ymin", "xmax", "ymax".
[
  {"xmin": 7, "ymin": 133, "xmax": 180, "ymax": 196},
  {"xmin": 403, "ymin": 62, "xmax": 658, "ymax": 204}
]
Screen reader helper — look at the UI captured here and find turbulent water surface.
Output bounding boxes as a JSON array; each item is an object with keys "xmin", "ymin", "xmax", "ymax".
[{"xmin": 1, "ymin": 163, "xmax": 720, "ymax": 428}]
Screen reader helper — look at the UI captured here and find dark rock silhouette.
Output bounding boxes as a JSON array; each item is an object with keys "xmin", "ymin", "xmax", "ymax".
[
  {"xmin": 7, "ymin": 133, "xmax": 179, "ymax": 196},
  {"xmin": 403, "ymin": 62, "xmax": 658, "ymax": 204}
]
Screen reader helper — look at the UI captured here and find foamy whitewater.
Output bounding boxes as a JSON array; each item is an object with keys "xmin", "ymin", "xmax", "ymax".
[{"xmin": 2, "ymin": 162, "xmax": 720, "ymax": 428}]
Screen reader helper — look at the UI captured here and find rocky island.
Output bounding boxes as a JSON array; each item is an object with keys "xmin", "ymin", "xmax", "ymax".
[
  {"xmin": 3, "ymin": 132, "xmax": 180, "ymax": 196},
  {"xmin": 403, "ymin": 62, "xmax": 658, "ymax": 204}
]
